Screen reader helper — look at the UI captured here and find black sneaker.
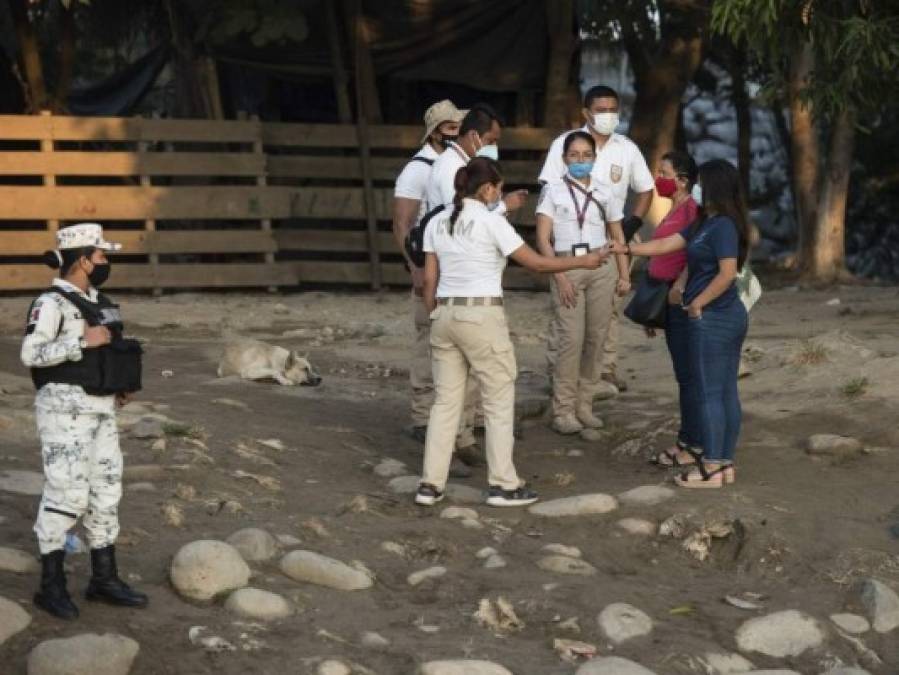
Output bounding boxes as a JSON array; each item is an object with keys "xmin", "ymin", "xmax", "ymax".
[
  {"xmin": 414, "ymin": 483, "xmax": 444, "ymax": 506},
  {"xmin": 486, "ymin": 485, "xmax": 539, "ymax": 507}
]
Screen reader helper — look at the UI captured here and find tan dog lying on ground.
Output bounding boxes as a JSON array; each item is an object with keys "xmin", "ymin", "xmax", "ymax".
[{"xmin": 217, "ymin": 339, "xmax": 322, "ymax": 386}]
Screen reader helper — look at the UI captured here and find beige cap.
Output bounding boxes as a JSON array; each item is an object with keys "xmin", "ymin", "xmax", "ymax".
[
  {"xmin": 421, "ymin": 99, "xmax": 467, "ymax": 143},
  {"xmin": 56, "ymin": 223, "xmax": 122, "ymax": 251}
]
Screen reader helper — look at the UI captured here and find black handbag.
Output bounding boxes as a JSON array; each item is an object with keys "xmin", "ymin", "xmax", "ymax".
[{"xmin": 624, "ymin": 276, "xmax": 670, "ymax": 329}]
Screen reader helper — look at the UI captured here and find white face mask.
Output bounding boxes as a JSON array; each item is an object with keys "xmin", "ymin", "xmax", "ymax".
[
  {"xmin": 476, "ymin": 141, "xmax": 499, "ymax": 161},
  {"xmin": 692, "ymin": 183, "xmax": 703, "ymax": 206},
  {"xmin": 592, "ymin": 112, "xmax": 619, "ymax": 136}
]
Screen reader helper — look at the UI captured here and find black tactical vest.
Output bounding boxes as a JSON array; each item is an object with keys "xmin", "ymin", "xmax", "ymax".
[{"xmin": 30, "ymin": 288, "xmax": 142, "ymax": 395}]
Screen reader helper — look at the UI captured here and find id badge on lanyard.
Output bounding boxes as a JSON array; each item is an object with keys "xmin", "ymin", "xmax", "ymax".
[{"xmin": 565, "ymin": 179, "xmax": 591, "ymax": 256}]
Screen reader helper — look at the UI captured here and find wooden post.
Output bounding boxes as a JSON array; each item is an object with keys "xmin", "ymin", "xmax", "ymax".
[
  {"xmin": 347, "ymin": 0, "xmax": 381, "ymax": 290},
  {"xmin": 325, "ymin": 0, "xmax": 353, "ymax": 124},
  {"xmin": 250, "ymin": 114, "xmax": 278, "ymax": 292},
  {"xmin": 139, "ymin": 114, "xmax": 161, "ymax": 294},
  {"xmin": 341, "ymin": 0, "xmax": 382, "ymax": 124},
  {"xmin": 200, "ymin": 56, "xmax": 224, "ymax": 120},
  {"xmin": 39, "ymin": 110, "xmax": 58, "ymax": 232}
]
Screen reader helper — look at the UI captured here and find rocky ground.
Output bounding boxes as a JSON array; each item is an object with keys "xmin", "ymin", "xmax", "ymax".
[{"xmin": 0, "ymin": 282, "xmax": 897, "ymax": 675}]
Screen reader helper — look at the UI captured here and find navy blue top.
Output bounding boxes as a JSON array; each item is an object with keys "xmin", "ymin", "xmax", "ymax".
[{"xmin": 680, "ymin": 214, "xmax": 740, "ymax": 310}]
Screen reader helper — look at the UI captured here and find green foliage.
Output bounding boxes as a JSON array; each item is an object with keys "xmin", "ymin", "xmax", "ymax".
[
  {"xmin": 841, "ymin": 376, "xmax": 869, "ymax": 398},
  {"xmin": 199, "ymin": 0, "xmax": 310, "ymax": 48},
  {"xmin": 711, "ymin": 0, "xmax": 899, "ymax": 122}
]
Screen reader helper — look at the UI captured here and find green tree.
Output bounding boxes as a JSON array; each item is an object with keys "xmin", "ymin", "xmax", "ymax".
[{"xmin": 712, "ymin": 0, "xmax": 899, "ymax": 282}]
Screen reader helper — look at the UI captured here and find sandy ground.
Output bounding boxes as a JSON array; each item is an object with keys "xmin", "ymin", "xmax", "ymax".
[{"xmin": 0, "ymin": 282, "xmax": 898, "ymax": 674}]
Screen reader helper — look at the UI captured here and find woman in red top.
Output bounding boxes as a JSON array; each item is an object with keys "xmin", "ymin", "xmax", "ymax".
[{"xmin": 647, "ymin": 151, "xmax": 700, "ymax": 467}]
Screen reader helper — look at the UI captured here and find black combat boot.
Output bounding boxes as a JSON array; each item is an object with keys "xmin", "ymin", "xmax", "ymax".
[
  {"xmin": 85, "ymin": 545, "xmax": 148, "ymax": 608},
  {"xmin": 34, "ymin": 549, "xmax": 79, "ymax": 620}
]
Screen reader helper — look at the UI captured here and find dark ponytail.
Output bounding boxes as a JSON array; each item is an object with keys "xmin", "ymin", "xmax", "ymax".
[
  {"xmin": 448, "ymin": 157, "xmax": 503, "ymax": 233},
  {"xmin": 43, "ymin": 246, "xmax": 95, "ymax": 276}
]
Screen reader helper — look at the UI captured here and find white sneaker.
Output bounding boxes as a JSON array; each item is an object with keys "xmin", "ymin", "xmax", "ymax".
[
  {"xmin": 576, "ymin": 408, "xmax": 605, "ymax": 429},
  {"xmin": 552, "ymin": 414, "xmax": 584, "ymax": 435}
]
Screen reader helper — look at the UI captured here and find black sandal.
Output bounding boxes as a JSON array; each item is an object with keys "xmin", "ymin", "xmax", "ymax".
[
  {"xmin": 651, "ymin": 440, "xmax": 696, "ymax": 467},
  {"xmin": 675, "ymin": 451, "xmax": 735, "ymax": 489}
]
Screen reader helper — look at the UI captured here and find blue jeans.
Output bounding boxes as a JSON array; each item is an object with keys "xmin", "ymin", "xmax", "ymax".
[
  {"xmin": 686, "ymin": 301, "xmax": 748, "ymax": 463},
  {"xmin": 664, "ymin": 303, "xmax": 698, "ymax": 448}
]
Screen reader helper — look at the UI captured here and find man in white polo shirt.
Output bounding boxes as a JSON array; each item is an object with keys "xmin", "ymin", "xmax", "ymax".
[
  {"xmin": 539, "ymin": 85, "xmax": 654, "ymax": 393},
  {"xmin": 393, "ymin": 99, "xmax": 477, "ymax": 475}
]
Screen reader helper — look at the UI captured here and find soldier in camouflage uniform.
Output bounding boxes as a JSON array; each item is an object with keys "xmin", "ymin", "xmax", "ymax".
[{"xmin": 21, "ymin": 223, "xmax": 147, "ymax": 620}]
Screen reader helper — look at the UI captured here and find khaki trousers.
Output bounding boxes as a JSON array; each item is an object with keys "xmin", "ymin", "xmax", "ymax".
[
  {"xmin": 546, "ymin": 296, "xmax": 620, "ymax": 378},
  {"xmin": 410, "ymin": 293, "xmax": 476, "ymax": 447},
  {"xmin": 550, "ymin": 264, "xmax": 618, "ymax": 418},
  {"xmin": 421, "ymin": 305, "xmax": 522, "ymax": 491}
]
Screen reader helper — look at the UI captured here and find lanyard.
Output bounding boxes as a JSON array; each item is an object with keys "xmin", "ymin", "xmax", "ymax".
[{"xmin": 564, "ymin": 177, "xmax": 609, "ymax": 243}]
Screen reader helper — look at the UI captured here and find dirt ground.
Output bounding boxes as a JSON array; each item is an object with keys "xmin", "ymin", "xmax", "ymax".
[{"xmin": 1, "ymin": 281, "xmax": 897, "ymax": 675}]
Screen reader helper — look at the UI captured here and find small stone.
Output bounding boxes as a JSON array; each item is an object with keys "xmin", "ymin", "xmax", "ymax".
[
  {"xmin": 0, "ymin": 546, "xmax": 39, "ymax": 574},
  {"xmin": 537, "ymin": 555, "xmax": 597, "ymax": 576},
  {"xmin": 735, "ymin": 610, "xmax": 824, "ymax": 657},
  {"xmin": 280, "ymin": 550, "xmax": 372, "ymax": 591},
  {"xmin": 226, "ymin": 528, "xmax": 279, "ymax": 562},
  {"xmin": 0, "ymin": 469, "xmax": 44, "ymax": 495},
  {"xmin": 483, "ymin": 554, "xmax": 507, "ymax": 569},
  {"xmin": 597, "ymin": 602, "xmax": 654, "ymax": 644},
  {"xmin": 170, "ymin": 540, "xmax": 250, "ymax": 601},
  {"xmin": 575, "ymin": 656, "xmax": 657, "ymax": 674},
  {"xmin": 317, "ymin": 660, "xmax": 351, "ymax": 675},
  {"xmin": 529, "ymin": 493, "xmax": 618, "ymax": 517},
  {"xmin": 542, "ymin": 543, "xmax": 582, "ymax": 558},
  {"xmin": 277, "ymin": 534, "xmax": 301, "ymax": 547},
  {"xmin": 460, "ymin": 518, "xmax": 483, "ymax": 529},
  {"xmin": 131, "ymin": 417, "xmax": 165, "ymax": 439},
  {"xmin": 850, "ymin": 578, "xmax": 899, "ymax": 633},
  {"xmin": 703, "ymin": 652, "xmax": 755, "ymax": 673},
  {"xmin": 408, "ymin": 565, "xmax": 446, "ymax": 586},
  {"xmin": 373, "ymin": 458, "xmax": 407, "ymax": 478},
  {"xmin": 359, "ymin": 631, "xmax": 390, "ymax": 649},
  {"xmin": 618, "ymin": 485, "xmax": 676, "ymax": 507},
  {"xmin": 830, "ymin": 613, "xmax": 870, "ymax": 634},
  {"xmin": 380, "ymin": 541, "xmax": 406, "ymax": 557},
  {"xmin": 476, "ymin": 547, "xmax": 498, "ymax": 559},
  {"xmin": 419, "ymin": 660, "xmax": 513, "ymax": 675},
  {"xmin": 27, "ymin": 633, "xmax": 139, "ymax": 675},
  {"xmin": 617, "ymin": 518, "xmax": 656, "ymax": 536},
  {"xmin": 224, "ymin": 588, "xmax": 292, "ymax": 620},
  {"xmin": 387, "ymin": 475, "xmax": 420, "ymax": 494},
  {"xmin": 440, "ymin": 506, "xmax": 479, "ymax": 520},
  {"xmin": 0, "ymin": 596, "xmax": 31, "ymax": 645},
  {"xmin": 806, "ymin": 434, "xmax": 864, "ymax": 456}
]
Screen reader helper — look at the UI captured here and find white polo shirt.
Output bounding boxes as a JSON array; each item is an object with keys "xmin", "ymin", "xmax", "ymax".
[
  {"xmin": 538, "ymin": 127, "xmax": 654, "ymax": 204},
  {"xmin": 424, "ymin": 198, "xmax": 524, "ymax": 298},
  {"xmin": 425, "ymin": 142, "xmax": 507, "ymax": 215},
  {"xmin": 537, "ymin": 177, "xmax": 623, "ymax": 253},
  {"xmin": 394, "ymin": 143, "xmax": 440, "ymax": 225}
]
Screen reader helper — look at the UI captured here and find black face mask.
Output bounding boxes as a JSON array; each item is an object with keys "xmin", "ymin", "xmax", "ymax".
[
  {"xmin": 88, "ymin": 262, "xmax": 111, "ymax": 288},
  {"xmin": 440, "ymin": 134, "xmax": 459, "ymax": 149}
]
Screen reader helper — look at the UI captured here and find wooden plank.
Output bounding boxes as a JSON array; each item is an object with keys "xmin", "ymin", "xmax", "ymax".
[
  {"xmin": 0, "ymin": 229, "xmax": 279, "ymax": 255},
  {"xmin": 0, "ymin": 151, "xmax": 265, "ymax": 176},
  {"xmin": 274, "ymin": 229, "xmax": 395, "ymax": 252}
]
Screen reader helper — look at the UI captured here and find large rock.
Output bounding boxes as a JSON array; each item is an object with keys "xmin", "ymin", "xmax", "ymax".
[
  {"xmin": 131, "ymin": 417, "xmax": 165, "ymax": 439},
  {"xmin": 537, "ymin": 555, "xmax": 597, "ymax": 576},
  {"xmin": 575, "ymin": 656, "xmax": 657, "ymax": 674},
  {"xmin": 0, "ymin": 546, "xmax": 39, "ymax": 574},
  {"xmin": 280, "ymin": 550, "xmax": 372, "ymax": 591},
  {"xmin": 27, "ymin": 633, "xmax": 139, "ymax": 675},
  {"xmin": 850, "ymin": 578, "xmax": 899, "ymax": 633},
  {"xmin": 829, "ymin": 613, "xmax": 870, "ymax": 634},
  {"xmin": 419, "ymin": 661, "xmax": 512, "ymax": 675},
  {"xmin": 224, "ymin": 588, "xmax": 292, "ymax": 620},
  {"xmin": 170, "ymin": 540, "xmax": 250, "ymax": 601},
  {"xmin": 0, "ymin": 470, "xmax": 44, "ymax": 495},
  {"xmin": 440, "ymin": 506, "xmax": 479, "ymax": 521},
  {"xmin": 226, "ymin": 528, "xmax": 279, "ymax": 562},
  {"xmin": 617, "ymin": 518, "xmax": 656, "ymax": 536},
  {"xmin": 597, "ymin": 603, "xmax": 654, "ymax": 644},
  {"xmin": 818, "ymin": 669, "xmax": 872, "ymax": 675},
  {"xmin": 617, "ymin": 485, "xmax": 675, "ymax": 507},
  {"xmin": 529, "ymin": 493, "xmax": 618, "ymax": 517},
  {"xmin": 735, "ymin": 610, "xmax": 824, "ymax": 657},
  {"xmin": 373, "ymin": 458, "xmax": 407, "ymax": 478},
  {"xmin": 806, "ymin": 434, "xmax": 864, "ymax": 457},
  {"xmin": 317, "ymin": 661, "xmax": 351, "ymax": 675},
  {"xmin": 0, "ymin": 596, "xmax": 31, "ymax": 645}
]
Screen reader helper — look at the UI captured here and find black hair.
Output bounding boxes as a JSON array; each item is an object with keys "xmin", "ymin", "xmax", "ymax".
[
  {"xmin": 661, "ymin": 150, "xmax": 698, "ymax": 188},
  {"xmin": 42, "ymin": 246, "xmax": 96, "ymax": 276},
  {"xmin": 697, "ymin": 159, "xmax": 750, "ymax": 270},
  {"xmin": 449, "ymin": 157, "xmax": 503, "ymax": 232},
  {"xmin": 562, "ymin": 130, "xmax": 596, "ymax": 155},
  {"xmin": 460, "ymin": 103, "xmax": 503, "ymax": 136},
  {"xmin": 583, "ymin": 85, "xmax": 619, "ymax": 108}
]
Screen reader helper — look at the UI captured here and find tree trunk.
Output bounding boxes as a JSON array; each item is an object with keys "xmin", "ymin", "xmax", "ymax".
[
  {"xmin": 729, "ymin": 48, "xmax": 751, "ymax": 200},
  {"xmin": 627, "ymin": 32, "xmax": 704, "ymax": 174},
  {"xmin": 53, "ymin": 4, "xmax": 77, "ymax": 113},
  {"xmin": 164, "ymin": 0, "xmax": 206, "ymax": 118},
  {"xmin": 8, "ymin": 0, "xmax": 47, "ymax": 112},
  {"xmin": 806, "ymin": 108, "xmax": 855, "ymax": 281},
  {"xmin": 543, "ymin": 0, "xmax": 575, "ymax": 131},
  {"xmin": 342, "ymin": 0, "xmax": 382, "ymax": 124},
  {"xmin": 789, "ymin": 42, "xmax": 821, "ymax": 270}
]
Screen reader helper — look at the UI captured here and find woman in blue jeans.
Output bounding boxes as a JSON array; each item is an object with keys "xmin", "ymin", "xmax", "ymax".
[{"xmin": 611, "ymin": 159, "xmax": 750, "ymax": 488}]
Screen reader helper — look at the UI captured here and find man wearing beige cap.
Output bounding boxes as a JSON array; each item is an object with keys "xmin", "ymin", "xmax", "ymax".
[
  {"xmin": 22, "ymin": 223, "xmax": 147, "ymax": 619},
  {"xmin": 392, "ymin": 100, "xmax": 480, "ymax": 476}
]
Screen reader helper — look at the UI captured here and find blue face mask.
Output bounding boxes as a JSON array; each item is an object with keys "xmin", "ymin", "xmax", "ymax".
[
  {"xmin": 476, "ymin": 143, "xmax": 499, "ymax": 161},
  {"xmin": 691, "ymin": 183, "xmax": 703, "ymax": 206},
  {"xmin": 568, "ymin": 162, "xmax": 594, "ymax": 179}
]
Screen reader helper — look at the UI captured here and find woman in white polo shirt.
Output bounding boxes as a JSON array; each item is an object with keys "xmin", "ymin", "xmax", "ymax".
[
  {"xmin": 536, "ymin": 130, "xmax": 630, "ymax": 435},
  {"xmin": 416, "ymin": 158, "xmax": 611, "ymax": 507}
]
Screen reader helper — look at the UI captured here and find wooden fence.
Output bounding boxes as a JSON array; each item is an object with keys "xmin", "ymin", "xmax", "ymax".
[{"xmin": 0, "ymin": 113, "xmax": 555, "ymax": 292}]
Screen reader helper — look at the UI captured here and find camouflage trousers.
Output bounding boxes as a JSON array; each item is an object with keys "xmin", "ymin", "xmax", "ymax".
[{"xmin": 33, "ymin": 385, "xmax": 122, "ymax": 554}]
